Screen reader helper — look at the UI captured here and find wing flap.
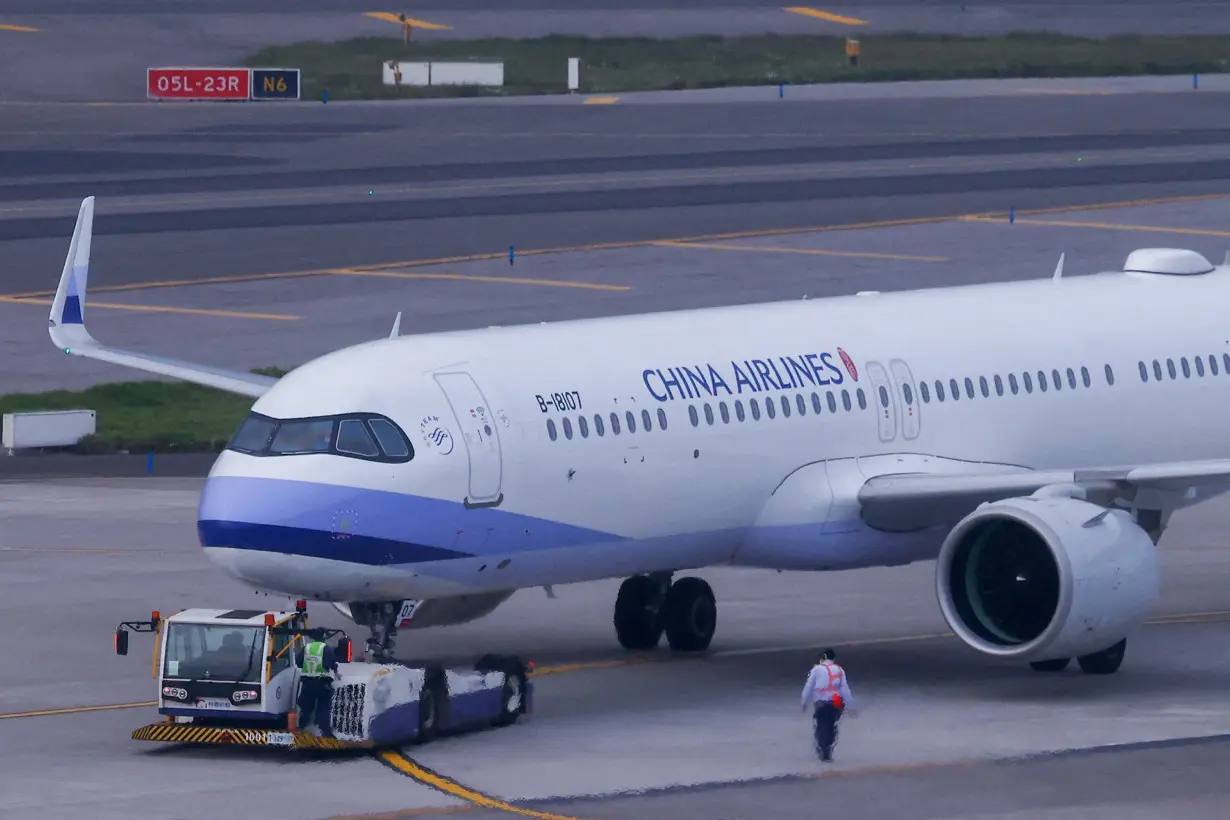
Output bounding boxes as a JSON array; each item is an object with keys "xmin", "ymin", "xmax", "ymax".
[{"xmin": 47, "ymin": 197, "xmax": 276, "ymax": 399}]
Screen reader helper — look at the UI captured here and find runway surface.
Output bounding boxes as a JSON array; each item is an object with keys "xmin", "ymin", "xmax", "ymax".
[
  {"xmin": 3, "ymin": 2, "xmax": 1230, "ymax": 102},
  {"xmin": 2, "ymin": 476, "xmax": 1229, "ymax": 820}
]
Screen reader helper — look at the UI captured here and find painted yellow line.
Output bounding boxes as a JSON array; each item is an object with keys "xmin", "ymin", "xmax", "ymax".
[
  {"xmin": 0, "ymin": 701, "xmax": 155, "ymax": 721},
  {"xmin": 968, "ymin": 215, "xmax": 1230, "ymax": 239},
  {"xmin": 965, "ymin": 191, "xmax": 1230, "ymax": 220},
  {"xmin": 364, "ymin": 11, "xmax": 453, "ymax": 30},
  {"xmin": 330, "ymin": 269, "xmax": 632, "ymax": 291},
  {"xmin": 0, "ymin": 23, "xmax": 38, "ymax": 32},
  {"xmin": 582, "ymin": 96, "xmax": 619, "ymax": 105},
  {"xmin": 379, "ymin": 751, "xmax": 585, "ymax": 820},
  {"xmin": 654, "ymin": 240, "xmax": 948, "ymax": 262},
  {"xmin": 0, "ymin": 295, "xmax": 299, "ymax": 320},
  {"xmin": 784, "ymin": 7, "xmax": 868, "ymax": 25}
]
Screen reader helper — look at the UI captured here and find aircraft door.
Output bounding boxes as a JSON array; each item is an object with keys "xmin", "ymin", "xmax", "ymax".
[
  {"xmin": 864, "ymin": 360, "xmax": 897, "ymax": 442},
  {"xmin": 888, "ymin": 358, "xmax": 920, "ymax": 440},
  {"xmin": 432, "ymin": 371, "xmax": 504, "ymax": 509}
]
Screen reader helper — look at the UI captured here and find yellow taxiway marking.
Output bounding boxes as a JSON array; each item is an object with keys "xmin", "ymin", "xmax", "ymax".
[
  {"xmin": 378, "ymin": 751, "xmax": 585, "ymax": 820},
  {"xmin": 364, "ymin": 12, "xmax": 453, "ymax": 30},
  {"xmin": 582, "ymin": 96, "xmax": 619, "ymax": 105},
  {"xmin": 0, "ymin": 295, "xmax": 299, "ymax": 321},
  {"xmin": 963, "ymin": 214, "xmax": 1230, "ymax": 239},
  {"xmin": 654, "ymin": 240, "xmax": 948, "ymax": 262},
  {"xmin": 784, "ymin": 7, "xmax": 868, "ymax": 25},
  {"xmin": 0, "ymin": 24, "xmax": 38, "ymax": 32},
  {"xmin": 0, "ymin": 701, "xmax": 156, "ymax": 721},
  {"xmin": 330, "ymin": 269, "xmax": 631, "ymax": 291},
  {"xmin": 2, "ymin": 191, "xmax": 1225, "ymax": 302}
]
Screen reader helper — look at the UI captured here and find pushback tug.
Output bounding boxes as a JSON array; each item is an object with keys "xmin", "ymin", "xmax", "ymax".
[{"xmin": 114, "ymin": 602, "xmax": 532, "ymax": 750}]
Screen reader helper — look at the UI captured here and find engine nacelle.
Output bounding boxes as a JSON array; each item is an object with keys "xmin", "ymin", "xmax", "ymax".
[{"xmin": 935, "ymin": 495, "xmax": 1158, "ymax": 662}]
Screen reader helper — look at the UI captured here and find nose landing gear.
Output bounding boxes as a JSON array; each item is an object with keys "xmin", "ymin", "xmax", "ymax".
[{"xmin": 344, "ymin": 602, "xmax": 402, "ymax": 663}]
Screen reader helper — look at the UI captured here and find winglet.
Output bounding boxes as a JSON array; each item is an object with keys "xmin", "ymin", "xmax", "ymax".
[
  {"xmin": 389, "ymin": 311, "xmax": 402, "ymax": 339},
  {"xmin": 48, "ymin": 196, "xmax": 97, "ymax": 353},
  {"xmin": 1052, "ymin": 252, "xmax": 1064, "ymax": 281}
]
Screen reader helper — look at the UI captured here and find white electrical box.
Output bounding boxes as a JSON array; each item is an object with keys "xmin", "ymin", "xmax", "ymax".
[{"xmin": 3, "ymin": 409, "xmax": 97, "ymax": 450}]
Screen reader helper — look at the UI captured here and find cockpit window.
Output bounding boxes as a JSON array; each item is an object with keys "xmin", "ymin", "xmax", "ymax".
[
  {"xmin": 336, "ymin": 419, "xmax": 380, "ymax": 457},
  {"xmin": 226, "ymin": 412, "xmax": 413, "ymax": 463}
]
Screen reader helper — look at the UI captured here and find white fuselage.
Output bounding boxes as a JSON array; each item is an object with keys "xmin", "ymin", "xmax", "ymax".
[{"xmin": 198, "ymin": 261, "xmax": 1230, "ymax": 603}]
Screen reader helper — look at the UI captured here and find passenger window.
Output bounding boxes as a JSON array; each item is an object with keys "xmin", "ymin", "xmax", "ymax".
[
  {"xmin": 1153, "ymin": 360, "xmax": 1163, "ymax": 381},
  {"xmin": 844, "ymin": 389, "xmax": 854, "ymax": 410},
  {"xmin": 978, "ymin": 376, "xmax": 989, "ymax": 398},
  {"xmin": 1167, "ymin": 358, "xmax": 1177, "ymax": 379},
  {"xmin": 368, "ymin": 418, "xmax": 411, "ymax": 458},
  {"xmin": 1181, "ymin": 357, "xmax": 1191, "ymax": 378},
  {"xmin": 1023, "ymin": 372, "xmax": 1033, "ymax": 393},
  {"xmin": 1214, "ymin": 354, "xmax": 1222, "ymax": 375},
  {"xmin": 595, "ymin": 414, "xmax": 605, "ymax": 436},
  {"xmin": 811, "ymin": 392, "xmax": 822, "ymax": 414},
  {"xmin": 949, "ymin": 378, "xmax": 960, "ymax": 400},
  {"xmin": 797, "ymin": 394, "xmax": 808, "ymax": 415},
  {"xmin": 641, "ymin": 409, "xmax": 652, "ymax": 431},
  {"xmin": 1105, "ymin": 364, "xmax": 1115, "ymax": 385},
  {"xmin": 961, "ymin": 377, "xmax": 972, "ymax": 399},
  {"xmin": 857, "ymin": 388, "xmax": 867, "ymax": 409},
  {"xmin": 703, "ymin": 404, "xmax": 714, "ymax": 425},
  {"xmin": 1009, "ymin": 373, "xmax": 1019, "ymax": 394},
  {"xmin": 720, "ymin": 402, "xmax": 731, "ymax": 424},
  {"xmin": 1037, "ymin": 371, "xmax": 1047, "ymax": 392},
  {"xmin": 936, "ymin": 380, "xmax": 946, "ymax": 401},
  {"xmin": 657, "ymin": 408, "xmax": 668, "ymax": 430},
  {"xmin": 547, "ymin": 419, "xmax": 557, "ymax": 441},
  {"xmin": 578, "ymin": 416, "xmax": 589, "ymax": 438},
  {"xmin": 1196, "ymin": 356, "xmax": 1206, "ymax": 377},
  {"xmin": 766, "ymin": 398, "xmax": 777, "ymax": 419},
  {"xmin": 827, "ymin": 392, "xmax": 837, "ymax": 412},
  {"xmin": 336, "ymin": 419, "xmax": 380, "ymax": 457},
  {"xmin": 1139, "ymin": 361, "xmax": 1148, "ymax": 382},
  {"xmin": 735, "ymin": 400, "xmax": 746, "ymax": 422},
  {"xmin": 1051, "ymin": 369, "xmax": 1061, "ymax": 390},
  {"xmin": 751, "ymin": 399, "xmax": 761, "ymax": 420},
  {"xmin": 270, "ymin": 419, "xmax": 334, "ymax": 454},
  {"xmin": 994, "ymin": 374, "xmax": 1004, "ymax": 396},
  {"xmin": 780, "ymin": 395, "xmax": 791, "ymax": 418},
  {"xmin": 611, "ymin": 412, "xmax": 622, "ymax": 434},
  {"xmin": 688, "ymin": 406, "xmax": 698, "ymax": 427},
  {"xmin": 1066, "ymin": 368, "xmax": 1076, "ymax": 389},
  {"xmin": 1080, "ymin": 366, "xmax": 1091, "ymax": 388},
  {"xmin": 878, "ymin": 385, "xmax": 889, "ymax": 407},
  {"xmin": 920, "ymin": 381, "xmax": 931, "ymax": 403},
  {"xmin": 626, "ymin": 411, "xmax": 637, "ymax": 433}
]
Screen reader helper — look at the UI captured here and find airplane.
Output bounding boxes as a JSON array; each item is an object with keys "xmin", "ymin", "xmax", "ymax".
[{"xmin": 46, "ymin": 196, "xmax": 1230, "ymax": 672}]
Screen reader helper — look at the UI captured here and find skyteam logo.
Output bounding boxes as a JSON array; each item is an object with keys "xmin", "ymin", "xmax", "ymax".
[{"xmin": 419, "ymin": 415, "xmax": 454, "ymax": 455}]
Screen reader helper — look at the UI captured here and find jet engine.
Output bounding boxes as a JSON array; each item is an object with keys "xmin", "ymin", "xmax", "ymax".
[{"xmin": 935, "ymin": 493, "xmax": 1158, "ymax": 664}]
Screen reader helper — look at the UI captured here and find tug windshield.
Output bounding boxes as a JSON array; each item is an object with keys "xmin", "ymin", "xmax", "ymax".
[{"xmin": 162, "ymin": 623, "xmax": 265, "ymax": 684}]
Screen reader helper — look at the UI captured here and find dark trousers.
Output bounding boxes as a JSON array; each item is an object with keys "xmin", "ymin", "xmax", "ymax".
[
  {"xmin": 812, "ymin": 701, "xmax": 844, "ymax": 760},
  {"xmin": 297, "ymin": 678, "xmax": 334, "ymax": 736}
]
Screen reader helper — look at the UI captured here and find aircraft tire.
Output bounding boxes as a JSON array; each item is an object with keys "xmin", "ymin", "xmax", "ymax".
[
  {"xmin": 614, "ymin": 575, "xmax": 664, "ymax": 651},
  {"xmin": 1077, "ymin": 638, "xmax": 1127, "ymax": 675},
  {"xmin": 663, "ymin": 576, "xmax": 716, "ymax": 653},
  {"xmin": 1028, "ymin": 658, "xmax": 1070, "ymax": 672}
]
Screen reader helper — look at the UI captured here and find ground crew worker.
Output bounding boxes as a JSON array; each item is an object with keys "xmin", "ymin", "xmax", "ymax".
[
  {"xmin": 295, "ymin": 638, "xmax": 340, "ymax": 737},
  {"xmin": 801, "ymin": 647, "xmax": 855, "ymax": 762}
]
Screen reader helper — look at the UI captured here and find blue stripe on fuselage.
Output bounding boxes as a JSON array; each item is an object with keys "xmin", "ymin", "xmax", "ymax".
[{"xmin": 197, "ymin": 475, "xmax": 624, "ymax": 566}]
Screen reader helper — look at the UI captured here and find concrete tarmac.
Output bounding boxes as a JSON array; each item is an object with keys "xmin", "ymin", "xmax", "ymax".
[{"xmin": 2, "ymin": 476, "xmax": 1229, "ymax": 819}]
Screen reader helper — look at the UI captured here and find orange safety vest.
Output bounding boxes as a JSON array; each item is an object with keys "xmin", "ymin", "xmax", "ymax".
[{"xmin": 813, "ymin": 661, "xmax": 846, "ymax": 708}]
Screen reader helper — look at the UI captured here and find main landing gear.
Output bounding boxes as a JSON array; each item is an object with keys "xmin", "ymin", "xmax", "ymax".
[
  {"xmin": 613, "ymin": 572, "xmax": 717, "ymax": 652},
  {"xmin": 1028, "ymin": 638, "xmax": 1128, "ymax": 675}
]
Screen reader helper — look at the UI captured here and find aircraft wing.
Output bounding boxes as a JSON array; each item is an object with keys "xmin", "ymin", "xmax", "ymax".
[
  {"xmin": 857, "ymin": 460, "xmax": 1230, "ymax": 531},
  {"xmin": 46, "ymin": 197, "xmax": 276, "ymax": 398}
]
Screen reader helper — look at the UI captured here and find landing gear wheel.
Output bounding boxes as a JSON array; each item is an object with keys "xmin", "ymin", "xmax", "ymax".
[
  {"xmin": 493, "ymin": 672, "xmax": 525, "ymax": 727},
  {"xmin": 416, "ymin": 669, "xmax": 445, "ymax": 743},
  {"xmin": 663, "ymin": 576, "xmax": 717, "ymax": 652},
  {"xmin": 614, "ymin": 575, "xmax": 665, "ymax": 650},
  {"xmin": 1077, "ymin": 638, "xmax": 1127, "ymax": 675},
  {"xmin": 1029, "ymin": 658, "xmax": 1070, "ymax": 672}
]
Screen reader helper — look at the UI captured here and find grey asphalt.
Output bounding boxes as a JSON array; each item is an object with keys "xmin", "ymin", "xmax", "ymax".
[{"xmin": 3, "ymin": 477, "xmax": 1230, "ymax": 820}]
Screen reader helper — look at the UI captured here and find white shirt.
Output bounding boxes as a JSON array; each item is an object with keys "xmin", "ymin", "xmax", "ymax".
[{"xmin": 801, "ymin": 660, "xmax": 853, "ymax": 709}]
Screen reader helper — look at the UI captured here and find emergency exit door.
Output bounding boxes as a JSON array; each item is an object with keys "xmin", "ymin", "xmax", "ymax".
[
  {"xmin": 864, "ymin": 360, "xmax": 897, "ymax": 443},
  {"xmin": 432, "ymin": 371, "xmax": 504, "ymax": 509},
  {"xmin": 888, "ymin": 358, "xmax": 921, "ymax": 441}
]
